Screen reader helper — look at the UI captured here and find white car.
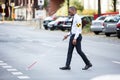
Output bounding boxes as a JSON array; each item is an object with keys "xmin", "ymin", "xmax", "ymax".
[
  {"xmin": 47, "ymin": 17, "xmax": 68, "ymax": 30},
  {"xmin": 103, "ymin": 15, "xmax": 120, "ymax": 37},
  {"xmin": 90, "ymin": 15, "xmax": 107, "ymax": 35}
]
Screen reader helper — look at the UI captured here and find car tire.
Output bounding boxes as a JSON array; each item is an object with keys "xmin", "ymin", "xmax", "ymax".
[
  {"xmin": 117, "ymin": 34, "xmax": 120, "ymax": 38},
  {"xmin": 94, "ymin": 32, "xmax": 100, "ymax": 35},
  {"xmin": 61, "ymin": 29, "xmax": 65, "ymax": 31},
  {"xmin": 50, "ymin": 26, "xmax": 56, "ymax": 30},
  {"xmin": 117, "ymin": 31, "xmax": 120, "ymax": 39},
  {"xmin": 45, "ymin": 27, "xmax": 48, "ymax": 30},
  {"xmin": 105, "ymin": 33, "xmax": 111, "ymax": 37}
]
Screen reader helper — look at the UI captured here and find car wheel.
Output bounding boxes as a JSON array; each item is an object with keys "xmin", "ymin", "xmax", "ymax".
[
  {"xmin": 117, "ymin": 34, "xmax": 120, "ymax": 38},
  {"xmin": 45, "ymin": 27, "xmax": 48, "ymax": 30},
  {"xmin": 50, "ymin": 26, "xmax": 56, "ymax": 30},
  {"xmin": 105, "ymin": 33, "xmax": 111, "ymax": 37},
  {"xmin": 94, "ymin": 32, "xmax": 100, "ymax": 35},
  {"xmin": 61, "ymin": 29, "xmax": 65, "ymax": 31},
  {"xmin": 117, "ymin": 35, "xmax": 120, "ymax": 38}
]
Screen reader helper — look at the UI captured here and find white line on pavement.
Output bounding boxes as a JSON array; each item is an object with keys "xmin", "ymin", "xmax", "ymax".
[
  {"xmin": 112, "ymin": 61, "xmax": 120, "ymax": 64},
  {"xmin": 91, "ymin": 74, "xmax": 120, "ymax": 80},
  {"xmin": 7, "ymin": 69, "xmax": 18, "ymax": 72},
  {"xmin": 2, "ymin": 65, "xmax": 12, "ymax": 68},
  {"xmin": 17, "ymin": 76, "xmax": 30, "ymax": 79},
  {"xmin": 0, "ymin": 60, "xmax": 30, "ymax": 79},
  {"xmin": 0, "ymin": 60, "xmax": 4, "ymax": 63},
  {"xmin": 0, "ymin": 63, "xmax": 8, "ymax": 66},
  {"xmin": 42, "ymin": 43, "xmax": 56, "ymax": 47},
  {"xmin": 11, "ymin": 72, "xmax": 23, "ymax": 75}
]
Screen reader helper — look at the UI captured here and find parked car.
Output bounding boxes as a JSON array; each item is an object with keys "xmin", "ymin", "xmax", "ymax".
[
  {"xmin": 85, "ymin": 15, "xmax": 94, "ymax": 23},
  {"xmin": 57, "ymin": 17, "xmax": 71, "ymax": 31},
  {"xmin": 43, "ymin": 17, "xmax": 54, "ymax": 30},
  {"xmin": 103, "ymin": 15, "xmax": 120, "ymax": 37},
  {"xmin": 90, "ymin": 15, "xmax": 107, "ymax": 35},
  {"xmin": 47, "ymin": 17, "xmax": 69, "ymax": 30},
  {"xmin": 116, "ymin": 20, "xmax": 120, "ymax": 38},
  {"xmin": 59, "ymin": 16, "xmax": 91, "ymax": 31},
  {"xmin": 0, "ymin": 13, "xmax": 2, "ymax": 21}
]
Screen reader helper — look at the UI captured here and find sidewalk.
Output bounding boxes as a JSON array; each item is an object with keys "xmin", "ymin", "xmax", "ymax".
[{"xmin": 1, "ymin": 20, "xmax": 44, "ymax": 29}]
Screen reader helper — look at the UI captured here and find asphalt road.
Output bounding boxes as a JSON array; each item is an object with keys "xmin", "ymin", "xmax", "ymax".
[{"xmin": 0, "ymin": 23, "xmax": 120, "ymax": 80}]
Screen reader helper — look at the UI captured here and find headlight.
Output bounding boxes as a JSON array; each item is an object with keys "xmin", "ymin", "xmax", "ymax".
[{"xmin": 117, "ymin": 28, "xmax": 120, "ymax": 30}]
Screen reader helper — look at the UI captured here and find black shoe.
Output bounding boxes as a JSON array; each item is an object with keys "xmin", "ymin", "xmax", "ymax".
[
  {"xmin": 82, "ymin": 63, "xmax": 92, "ymax": 70},
  {"xmin": 59, "ymin": 66, "xmax": 71, "ymax": 70}
]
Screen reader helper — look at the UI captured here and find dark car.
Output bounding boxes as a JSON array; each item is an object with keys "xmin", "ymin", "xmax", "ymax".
[
  {"xmin": 43, "ymin": 17, "xmax": 54, "ymax": 30},
  {"xmin": 103, "ymin": 15, "xmax": 120, "ymax": 37},
  {"xmin": 116, "ymin": 20, "xmax": 120, "ymax": 38},
  {"xmin": 59, "ymin": 16, "xmax": 91, "ymax": 31}
]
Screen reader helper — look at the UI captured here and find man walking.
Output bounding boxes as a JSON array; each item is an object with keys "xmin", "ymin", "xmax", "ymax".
[{"xmin": 59, "ymin": 6, "xmax": 92, "ymax": 70}]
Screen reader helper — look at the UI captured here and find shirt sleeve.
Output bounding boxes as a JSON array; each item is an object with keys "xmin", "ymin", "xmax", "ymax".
[
  {"xmin": 67, "ymin": 32, "xmax": 71, "ymax": 36},
  {"xmin": 74, "ymin": 17, "xmax": 82, "ymax": 39}
]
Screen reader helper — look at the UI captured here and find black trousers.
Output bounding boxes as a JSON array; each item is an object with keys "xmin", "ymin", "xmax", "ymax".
[{"xmin": 66, "ymin": 34, "xmax": 90, "ymax": 67}]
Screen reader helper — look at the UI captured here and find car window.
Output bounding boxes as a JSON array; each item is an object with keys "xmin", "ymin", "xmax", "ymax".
[
  {"xmin": 104, "ymin": 16, "xmax": 120, "ymax": 23},
  {"xmin": 97, "ymin": 16, "xmax": 106, "ymax": 20}
]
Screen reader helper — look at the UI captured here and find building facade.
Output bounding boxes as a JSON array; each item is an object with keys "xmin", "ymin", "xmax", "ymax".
[
  {"xmin": 83, "ymin": 0, "xmax": 120, "ymax": 13},
  {"xmin": 0, "ymin": 0, "xmax": 119, "ymax": 20}
]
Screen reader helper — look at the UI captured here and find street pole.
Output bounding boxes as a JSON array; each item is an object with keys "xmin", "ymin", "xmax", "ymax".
[
  {"xmin": 1, "ymin": 4, "xmax": 6, "ymax": 21},
  {"xmin": 98, "ymin": 0, "xmax": 101, "ymax": 17},
  {"xmin": 11, "ymin": 3, "xmax": 15, "ymax": 21},
  {"xmin": 67, "ymin": 0, "xmax": 69, "ymax": 16},
  {"xmin": 38, "ymin": 0, "xmax": 44, "ymax": 29}
]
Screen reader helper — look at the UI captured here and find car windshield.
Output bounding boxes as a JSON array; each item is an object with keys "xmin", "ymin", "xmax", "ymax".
[
  {"xmin": 96, "ymin": 16, "xmax": 106, "ymax": 20},
  {"xmin": 44, "ymin": 17, "xmax": 53, "ymax": 20},
  {"xmin": 104, "ymin": 16, "xmax": 120, "ymax": 23},
  {"xmin": 55, "ymin": 17, "xmax": 68, "ymax": 22}
]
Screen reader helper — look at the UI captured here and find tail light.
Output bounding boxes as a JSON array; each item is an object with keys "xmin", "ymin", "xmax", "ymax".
[{"xmin": 117, "ymin": 23, "xmax": 120, "ymax": 28}]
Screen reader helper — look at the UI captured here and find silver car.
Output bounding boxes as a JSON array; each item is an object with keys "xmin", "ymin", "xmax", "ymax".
[
  {"xmin": 0, "ymin": 13, "xmax": 2, "ymax": 21},
  {"xmin": 103, "ymin": 15, "xmax": 120, "ymax": 37},
  {"xmin": 90, "ymin": 15, "xmax": 107, "ymax": 35}
]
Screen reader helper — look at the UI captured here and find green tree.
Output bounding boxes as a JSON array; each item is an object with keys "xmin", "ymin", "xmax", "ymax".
[
  {"xmin": 56, "ymin": 0, "xmax": 83, "ymax": 16},
  {"xmin": 70, "ymin": 0, "xmax": 83, "ymax": 11},
  {"xmin": 44, "ymin": 0, "xmax": 49, "ymax": 8}
]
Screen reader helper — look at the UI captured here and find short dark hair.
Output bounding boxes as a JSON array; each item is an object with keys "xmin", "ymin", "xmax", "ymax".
[{"xmin": 69, "ymin": 6, "xmax": 77, "ymax": 11}]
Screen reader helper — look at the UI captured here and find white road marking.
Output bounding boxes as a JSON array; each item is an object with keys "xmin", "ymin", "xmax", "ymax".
[
  {"xmin": 17, "ymin": 76, "xmax": 30, "ymax": 79},
  {"xmin": 42, "ymin": 43, "xmax": 56, "ymax": 47},
  {"xmin": 2, "ymin": 65, "xmax": 12, "ymax": 68},
  {"xmin": 0, "ymin": 60, "xmax": 4, "ymax": 63},
  {"xmin": 112, "ymin": 61, "xmax": 120, "ymax": 64},
  {"xmin": 11, "ymin": 72, "xmax": 23, "ymax": 75},
  {"xmin": 0, "ymin": 63, "xmax": 8, "ymax": 66},
  {"xmin": 0, "ymin": 60, "xmax": 30, "ymax": 79},
  {"xmin": 91, "ymin": 74, "xmax": 120, "ymax": 80},
  {"xmin": 7, "ymin": 69, "xmax": 18, "ymax": 72}
]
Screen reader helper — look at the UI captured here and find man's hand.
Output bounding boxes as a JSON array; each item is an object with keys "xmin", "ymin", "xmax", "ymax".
[
  {"xmin": 72, "ymin": 39, "xmax": 77, "ymax": 45},
  {"xmin": 63, "ymin": 35, "xmax": 69, "ymax": 41}
]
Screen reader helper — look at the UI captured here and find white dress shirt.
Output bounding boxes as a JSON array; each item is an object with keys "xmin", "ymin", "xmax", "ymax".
[{"xmin": 68, "ymin": 14, "xmax": 82, "ymax": 39}]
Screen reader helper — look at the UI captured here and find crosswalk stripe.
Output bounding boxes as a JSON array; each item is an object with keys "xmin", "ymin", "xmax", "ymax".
[
  {"xmin": 17, "ymin": 76, "xmax": 30, "ymax": 79},
  {"xmin": 0, "ymin": 63, "xmax": 8, "ymax": 66},
  {"xmin": 2, "ymin": 65, "xmax": 12, "ymax": 68},
  {"xmin": 7, "ymin": 69, "xmax": 18, "ymax": 72},
  {"xmin": 11, "ymin": 72, "xmax": 23, "ymax": 75},
  {"xmin": 0, "ymin": 60, "xmax": 4, "ymax": 63}
]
